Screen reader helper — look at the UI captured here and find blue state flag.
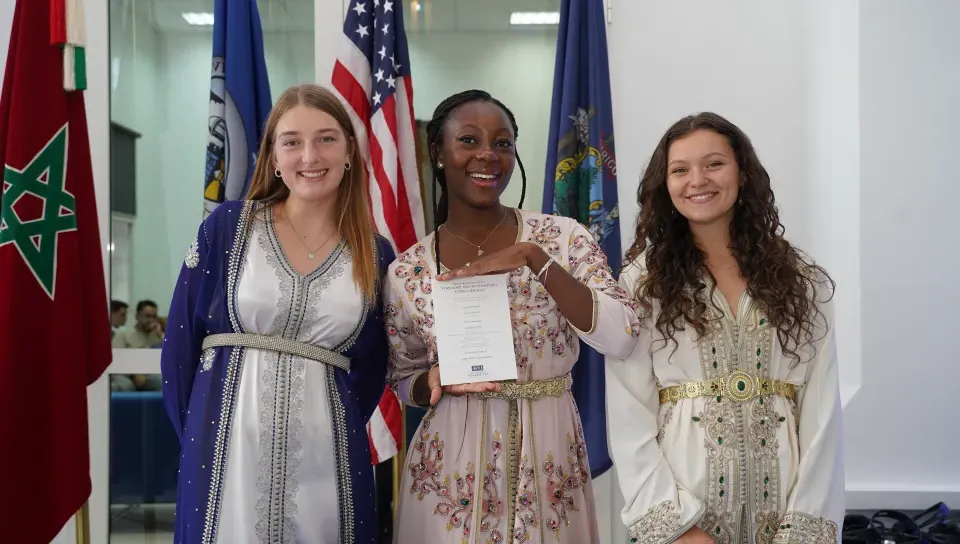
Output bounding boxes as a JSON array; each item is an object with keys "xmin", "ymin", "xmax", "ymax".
[
  {"xmin": 543, "ymin": 0, "xmax": 621, "ymax": 478},
  {"xmin": 203, "ymin": 0, "xmax": 272, "ymax": 215}
]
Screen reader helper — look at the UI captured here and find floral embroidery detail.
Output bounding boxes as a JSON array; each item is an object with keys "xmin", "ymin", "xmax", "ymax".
[
  {"xmin": 567, "ymin": 230, "xmax": 633, "ymax": 304},
  {"xmin": 407, "ymin": 410, "xmax": 477, "ymax": 540},
  {"xmin": 772, "ymin": 512, "xmax": 838, "ymax": 544},
  {"xmin": 385, "ymin": 299, "xmax": 428, "ymax": 377},
  {"xmin": 184, "ymin": 235, "xmax": 200, "ymax": 268},
  {"xmin": 408, "ymin": 410, "xmax": 443, "ymax": 500},
  {"xmin": 513, "ymin": 456, "xmax": 538, "ymax": 543},
  {"xmin": 393, "ymin": 243, "xmax": 433, "ymax": 301},
  {"xmin": 480, "ymin": 432, "xmax": 505, "ymax": 543},
  {"xmin": 526, "ymin": 216, "xmax": 563, "ymax": 257},
  {"xmin": 508, "ymin": 272, "xmax": 572, "ymax": 368},
  {"xmin": 625, "ymin": 501, "xmax": 682, "ymax": 543},
  {"xmin": 200, "ymin": 348, "xmax": 215, "ymax": 372},
  {"xmin": 436, "ymin": 463, "xmax": 477, "ymax": 538},
  {"xmin": 542, "ymin": 432, "xmax": 588, "ymax": 540}
]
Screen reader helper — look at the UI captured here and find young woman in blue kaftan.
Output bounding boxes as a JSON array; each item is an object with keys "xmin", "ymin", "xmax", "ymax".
[{"xmin": 161, "ymin": 84, "xmax": 394, "ymax": 544}]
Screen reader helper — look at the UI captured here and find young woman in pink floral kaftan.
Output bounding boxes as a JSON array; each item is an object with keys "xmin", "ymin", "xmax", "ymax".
[{"xmin": 383, "ymin": 90, "xmax": 641, "ymax": 544}]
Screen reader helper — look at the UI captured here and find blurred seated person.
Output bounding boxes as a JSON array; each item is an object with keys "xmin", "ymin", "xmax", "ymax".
[
  {"xmin": 110, "ymin": 299, "xmax": 128, "ymax": 339},
  {"xmin": 113, "ymin": 299, "xmax": 164, "ymax": 348},
  {"xmin": 111, "ymin": 373, "xmax": 161, "ymax": 392},
  {"xmin": 111, "ymin": 299, "xmax": 164, "ymax": 392}
]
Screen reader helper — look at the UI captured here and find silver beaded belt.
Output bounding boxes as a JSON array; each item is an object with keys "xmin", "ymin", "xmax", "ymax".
[{"xmin": 201, "ymin": 333, "xmax": 351, "ymax": 372}]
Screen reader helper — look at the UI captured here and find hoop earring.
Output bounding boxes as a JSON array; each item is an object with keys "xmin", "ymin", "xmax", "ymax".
[
  {"xmin": 274, "ymin": 168, "xmax": 281, "ymax": 178},
  {"xmin": 344, "ymin": 161, "xmax": 351, "ymax": 171}
]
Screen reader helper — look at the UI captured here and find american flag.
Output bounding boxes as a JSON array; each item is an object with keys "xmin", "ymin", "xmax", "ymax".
[{"xmin": 332, "ymin": 0, "xmax": 424, "ymax": 464}]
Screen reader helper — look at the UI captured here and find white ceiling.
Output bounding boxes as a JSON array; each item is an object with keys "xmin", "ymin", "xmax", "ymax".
[{"xmin": 139, "ymin": 0, "xmax": 562, "ymax": 34}]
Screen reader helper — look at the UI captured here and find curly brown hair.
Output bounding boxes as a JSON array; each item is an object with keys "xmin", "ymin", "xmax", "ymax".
[{"xmin": 624, "ymin": 112, "xmax": 834, "ymax": 364}]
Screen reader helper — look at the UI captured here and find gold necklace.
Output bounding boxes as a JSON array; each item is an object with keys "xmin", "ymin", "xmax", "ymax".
[{"xmin": 441, "ymin": 208, "xmax": 508, "ymax": 259}]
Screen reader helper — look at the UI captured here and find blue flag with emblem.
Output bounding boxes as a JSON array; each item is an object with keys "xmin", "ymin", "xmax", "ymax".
[
  {"xmin": 543, "ymin": 0, "xmax": 620, "ymax": 478},
  {"xmin": 203, "ymin": 0, "xmax": 272, "ymax": 216}
]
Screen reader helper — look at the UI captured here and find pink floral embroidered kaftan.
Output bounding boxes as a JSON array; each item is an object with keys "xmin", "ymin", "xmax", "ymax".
[{"xmin": 385, "ymin": 209, "xmax": 640, "ymax": 544}]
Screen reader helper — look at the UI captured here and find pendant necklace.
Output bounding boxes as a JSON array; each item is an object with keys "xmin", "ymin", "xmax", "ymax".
[
  {"xmin": 441, "ymin": 208, "xmax": 507, "ymax": 265},
  {"xmin": 283, "ymin": 202, "xmax": 336, "ymax": 259}
]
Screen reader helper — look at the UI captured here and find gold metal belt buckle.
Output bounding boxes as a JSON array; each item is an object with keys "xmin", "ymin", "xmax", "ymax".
[{"xmin": 725, "ymin": 370, "xmax": 758, "ymax": 402}]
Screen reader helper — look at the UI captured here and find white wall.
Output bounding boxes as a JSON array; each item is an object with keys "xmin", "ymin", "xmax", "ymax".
[
  {"xmin": 406, "ymin": 31, "xmax": 556, "ymax": 211},
  {"xmin": 844, "ymin": 0, "xmax": 960, "ymax": 508}
]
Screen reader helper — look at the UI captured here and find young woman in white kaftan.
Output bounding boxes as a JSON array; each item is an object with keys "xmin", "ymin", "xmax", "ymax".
[
  {"xmin": 385, "ymin": 90, "xmax": 641, "ymax": 544},
  {"xmin": 161, "ymin": 84, "xmax": 393, "ymax": 544},
  {"xmin": 607, "ymin": 113, "xmax": 844, "ymax": 544}
]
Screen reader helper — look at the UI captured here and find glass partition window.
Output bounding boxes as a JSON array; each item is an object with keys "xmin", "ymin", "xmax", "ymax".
[{"xmin": 107, "ymin": 0, "xmax": 314, "ymax": 540}]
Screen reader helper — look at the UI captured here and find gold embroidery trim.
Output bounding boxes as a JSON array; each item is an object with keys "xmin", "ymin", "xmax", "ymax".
[
  {"xmin": 473, "ymin": 373, "xmax": 572, "ymax": 401},
  {"xmin": 658, "ymin": 371, "xmax": 795, "ymax": 404}
]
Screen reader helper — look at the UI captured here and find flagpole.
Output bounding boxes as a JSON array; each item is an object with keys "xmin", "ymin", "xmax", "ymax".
[
  {"xmin": 392, "ymin": 405, "xmax": 407, "ymax": 516},
  {"xmin": 74, "ymin": 500, "xmax": 90, "ymax": 544}
]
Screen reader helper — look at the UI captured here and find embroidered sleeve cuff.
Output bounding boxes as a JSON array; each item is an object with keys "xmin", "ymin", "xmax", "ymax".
[
  {"xmin": 625, "ymin": 500, "xmax": 702, "ymax": 544},
  {"xmin": 772, "ymin": 512, "xmax": 839, "ymax": 544}
]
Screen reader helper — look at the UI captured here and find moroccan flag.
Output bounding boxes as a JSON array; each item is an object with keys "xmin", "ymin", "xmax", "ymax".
[
  {"xmin": 0, "ymin": 0, "xmax": 112, "ymax": 541},
  {"xmin": 543, "ymin": 0, "xmax": 621, "ymax": 478}
]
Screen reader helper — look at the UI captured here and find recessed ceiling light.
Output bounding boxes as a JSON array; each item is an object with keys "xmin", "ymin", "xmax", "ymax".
[
  {"xmin": 182, "ymin": 12, "xmax": 215, "ymax": 26},
  {"xmin": 510, "ymin": 11, "xmax": 560, "ymax": 25}
]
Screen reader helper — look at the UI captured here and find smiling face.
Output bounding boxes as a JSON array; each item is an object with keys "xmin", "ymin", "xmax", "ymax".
[
  {"xmin": 438, "ymin": 100, "xmax": 516, "ymax": 209},
  {"xmin": 666, "ymin": 129, "xmax": 741, "ymax": 228},
  {"xmin": 272, "ymin": 104, "xmax": 351, "ymax": 203}
]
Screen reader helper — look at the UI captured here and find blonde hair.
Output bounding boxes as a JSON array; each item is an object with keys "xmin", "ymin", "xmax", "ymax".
[{"xmin": 246, "ymin": 84, "xmax": 377, "ymax": 299}]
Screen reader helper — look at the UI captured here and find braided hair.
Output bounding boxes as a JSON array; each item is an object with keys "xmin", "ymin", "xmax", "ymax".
[{"xmin": 426, "ymin": 90, "xmax": 527, "ymax": 272}]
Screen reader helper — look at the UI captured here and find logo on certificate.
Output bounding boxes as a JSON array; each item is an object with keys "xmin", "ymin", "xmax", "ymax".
[{"xmin": 471, "ymin": 365, "xmax": 484, "ymax": 372}]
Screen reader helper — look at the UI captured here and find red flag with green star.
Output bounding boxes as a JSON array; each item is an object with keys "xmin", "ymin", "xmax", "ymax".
[{"xmin": 0, "ymin": 0, "xmax": 111, "ymax": 540}]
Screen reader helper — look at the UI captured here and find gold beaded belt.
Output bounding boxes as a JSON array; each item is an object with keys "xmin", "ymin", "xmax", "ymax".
[
  {"xmin": 474, "ymin": 373, "xmax": 572, "ymax": 401},
  {"xmin": 658, "ymin": 370, "xmax": 795, "ymax": 404},
  {"xmin": 201, "ymin": 333, "xmax": 350, "ymax": 372}
]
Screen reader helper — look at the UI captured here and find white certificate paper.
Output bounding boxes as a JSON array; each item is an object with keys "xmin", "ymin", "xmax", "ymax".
[{"xmin": 432, "ymin": 273, "xmax": 518, "ymax": 385}]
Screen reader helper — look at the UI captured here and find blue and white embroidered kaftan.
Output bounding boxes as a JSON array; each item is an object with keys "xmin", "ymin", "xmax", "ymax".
[{"xmin": 161, "ymin": 200, "xmax": 395, "ymax": 544}]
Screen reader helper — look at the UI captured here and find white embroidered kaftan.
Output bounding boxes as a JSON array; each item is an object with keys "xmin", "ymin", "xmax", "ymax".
[
  {"xmin": 606, "ymin": 259, "xmax": 844, "ymax": 544},
  {"xmin": 385, "ymin": 210, "xmax": 641, "ymax": 544},
  {"xmin": 216, "ymin": 210, "xmax": 361, "ymax": 543}
]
